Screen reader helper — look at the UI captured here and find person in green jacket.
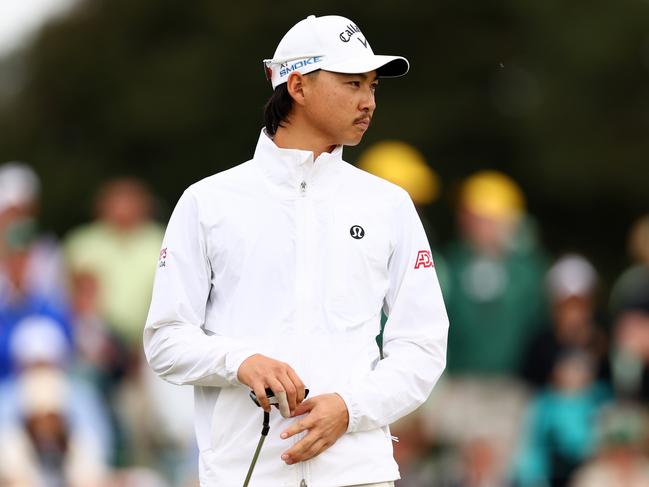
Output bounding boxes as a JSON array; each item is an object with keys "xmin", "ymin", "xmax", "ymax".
[{"xmin": 442, "ymin": 170, "xmax": 548, "ymax": 376}]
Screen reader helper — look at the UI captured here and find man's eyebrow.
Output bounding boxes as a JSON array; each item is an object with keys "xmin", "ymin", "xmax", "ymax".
[
  {"xmin": 345, "ymin": 72, "xmax": 379, "ymax": 82},
  {"xmin": 361, "ymin": 72, "xmax": 379, "ymax": 82}
]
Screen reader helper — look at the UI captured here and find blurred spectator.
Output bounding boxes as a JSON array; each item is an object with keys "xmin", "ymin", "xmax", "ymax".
[
  {"xmin": 63, "ymin": 177, "xmax": 164, "ymax": 352},
  {"xmin": 70, "ymin": 270, "xmax": 129, "ymax": 384},
  {"xmin": 610, "ymin": 214, "xmax": 649, "ymax": 313},
  {"xmin": 0, "ymin": 319, "xmax": 112, "ymax": 486},
  {"xmin": 63, "ymin": 178, "xmax": 195, "ymax": 480},
  {"xmin": 608, "ymin": 267, "xmax": 649, "ymax": 402},
  {"xmin": 443, "ymin": 170, "xmax": 548, "ymax": 375},
  {"xmin": 421, "ymin": 171, "xmax": 546, "ymax": 487},
  {"xmin": 570, "ymin": 402, "xmax": 649, "ymax": 487},
  {"xmin": 521, "ymin": 254, "xmax": 609, "ymax": 388},
  {"xmin": 422, "ymin": 376, "xmax": 529, "ymax": 487},
  {"xmin": 395, "ymin": 405, "xmax": 513, "ymax": 487},
  {"xmin": 0, "ymin": 318, "xmax": 113, "ymax": 461},
  {"xmin": 513, "ymin": 349, "xmax": 611, "ymax": 487},
  {"xmin": 0, "ymin": 369, "xmax": 108, "ymax": 487},
  {"xmin": 0, "ymin": 162, "xmax": 69, "ymax": 308},
  {"xmin": 0, "ymin": 230, "xmax": 73, "ymax": 379},
  {"xmin": 607, "ymin": 218, "xmax": 649, "ymax": 402},
  {"xmin": 626, "ymin": 215, "xmax": 649, "ymax": 266}
]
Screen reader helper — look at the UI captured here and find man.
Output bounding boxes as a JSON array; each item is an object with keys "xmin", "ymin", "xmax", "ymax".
[{"xmin": 144, "ymin": 14, "xmax": 448, "ymax": 487}]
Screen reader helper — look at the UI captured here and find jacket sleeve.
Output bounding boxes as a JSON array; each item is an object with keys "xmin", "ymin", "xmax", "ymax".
[
  {"xmin": 337, "ymin": 191, "xmax": 449, "ymax": 432},
  {"xmin": 143, "ymin": 189, "xmax": 258, "ymax": 387}
]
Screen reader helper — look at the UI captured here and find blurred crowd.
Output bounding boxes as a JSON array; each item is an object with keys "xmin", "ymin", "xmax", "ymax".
[
  {"xmin": 1, "ymin": 148, "xmax": 649, "ymax": 487},
  {"xmin": 361, "ymin": 144, "xmax": 649, "ymax": 487},
  {"xmin": 0, "ymin": 163, "xmax": 195, "ymax": 487}
]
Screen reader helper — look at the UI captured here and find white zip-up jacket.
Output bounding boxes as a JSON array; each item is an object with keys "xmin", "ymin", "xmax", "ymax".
[{"xmin": 144, "ymin": 130, "xmax": 448, "ymax": 487}]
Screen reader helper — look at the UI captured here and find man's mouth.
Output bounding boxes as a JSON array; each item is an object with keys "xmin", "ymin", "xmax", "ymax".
[{"xmin": 354, "ymin": 117, "xmax": 371, "ymax": 130}]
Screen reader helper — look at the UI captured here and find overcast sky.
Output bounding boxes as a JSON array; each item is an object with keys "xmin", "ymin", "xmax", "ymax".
[{"xmin": 0, "ymin": 0, "xmax": 79, "ymax": 58}]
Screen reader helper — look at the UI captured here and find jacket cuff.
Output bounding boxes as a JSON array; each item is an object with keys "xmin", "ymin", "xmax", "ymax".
[
  {"xmin": 224, "ymin": 348, "xmax": 259, "ymax": 385},
  {"xmin": 335, "ymin": 388, "xmax": 359, "ymax": 433}
]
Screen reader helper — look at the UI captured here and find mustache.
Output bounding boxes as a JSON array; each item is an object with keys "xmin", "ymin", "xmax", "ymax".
[{"xmin": 354, "ymin": 115, "xmax": 372, "ymax": 124}]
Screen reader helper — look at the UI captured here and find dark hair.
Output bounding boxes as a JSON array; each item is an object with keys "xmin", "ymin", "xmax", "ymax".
[
  {"xmin": 263, "ymin": 71, "xmax": 320, "ymax": 135},
  {"xmin": 263, "ymin": 83, "xmax": 293, "ymax": 136}
]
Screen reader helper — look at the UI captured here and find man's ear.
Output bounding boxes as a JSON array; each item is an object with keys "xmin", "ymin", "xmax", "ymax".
[{"xmin": 286, "ymin": 72, "xmax": 307, "ymax": 106}]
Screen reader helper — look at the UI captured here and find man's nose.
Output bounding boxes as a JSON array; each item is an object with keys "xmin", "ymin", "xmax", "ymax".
[{"xmin": 359, "ymin": 87, "xmax": 376, "ymax": 113}]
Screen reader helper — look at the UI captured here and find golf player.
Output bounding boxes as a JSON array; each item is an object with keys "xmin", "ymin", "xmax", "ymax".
[{"xmin": 144, "ymin": 14, "xmax": 448, "ymax": 487}]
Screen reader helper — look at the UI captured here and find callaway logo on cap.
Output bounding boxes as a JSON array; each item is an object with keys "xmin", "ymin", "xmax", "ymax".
[{"xmin": 263, "ymin": 15, "xmax": 410, "ymax": 89}]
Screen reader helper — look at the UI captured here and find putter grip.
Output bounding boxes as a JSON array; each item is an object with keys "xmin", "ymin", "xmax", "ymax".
[{"xmin": 249, "ymin": 388, "xmax": 309, "ymax": 408}]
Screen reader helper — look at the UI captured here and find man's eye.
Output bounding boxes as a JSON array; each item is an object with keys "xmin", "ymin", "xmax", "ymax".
[
  {"xmin": 349, "ymin": 81, "xmax": 361, "ymax": 87},
  {"xmin": 371, "ymin": 84, "xmax": 379, "ymax": 91}
]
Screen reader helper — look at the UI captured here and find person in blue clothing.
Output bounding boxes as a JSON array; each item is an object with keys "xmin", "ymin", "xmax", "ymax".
[
  {"xmin": 0, "ymin": 162, "xmax": 69, "ymax": 309},
  {"xmin": 513, "ymin": 349, "xmax": 611, "ymax": 487},
  {"xmin": 0, "ymin": 226, "xmax": 73, "ymax": 379},
  {"xmin": 0, "ymin": 319, "xmax": 112, "ymax": 485}
]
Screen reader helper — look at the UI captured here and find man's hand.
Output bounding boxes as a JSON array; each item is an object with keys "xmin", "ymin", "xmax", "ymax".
[
  {"xmin": 237, "ymin": 354, "xmax": 305, "ymax": 417},
  {"xmin": 280, "ymin": 393, "xmax": 349, "ymax": 464}
]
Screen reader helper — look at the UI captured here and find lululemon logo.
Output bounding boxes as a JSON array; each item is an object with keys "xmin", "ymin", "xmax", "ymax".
[{"xmin": 350, "ymin": 225, "xmax": 365, "ymax": 239}]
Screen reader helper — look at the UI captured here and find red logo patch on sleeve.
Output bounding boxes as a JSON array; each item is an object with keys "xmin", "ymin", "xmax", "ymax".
[
  {"xmin": 414, "ymin": 250, "xmax": 434, "ymax": 269},
  {"xmin": 158, "ymin": 247, "xmax": 168, "ymax": 268}
]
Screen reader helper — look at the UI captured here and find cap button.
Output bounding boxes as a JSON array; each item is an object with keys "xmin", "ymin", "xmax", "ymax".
[{"xmin": 307, "ymin": 15, "xmax": 316, "ymax": 20}]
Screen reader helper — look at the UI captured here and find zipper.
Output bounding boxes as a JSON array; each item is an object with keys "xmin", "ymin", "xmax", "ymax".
[{"xmin": 296, "ymin": 176, "xmax": 309, "ymax": 487}]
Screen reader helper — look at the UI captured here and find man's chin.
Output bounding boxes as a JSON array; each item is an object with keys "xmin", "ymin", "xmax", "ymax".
[{"xmin": 341, "ymin": 134, "xmax": 365, "ymax": 147}]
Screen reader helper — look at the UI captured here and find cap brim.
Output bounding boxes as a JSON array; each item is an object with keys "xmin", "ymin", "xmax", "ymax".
[{"xmin": 323, "ymin": 54, "xmax": 409, "ymax": 78}]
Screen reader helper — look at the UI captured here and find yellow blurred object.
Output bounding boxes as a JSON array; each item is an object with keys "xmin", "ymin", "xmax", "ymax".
[
  {"xmin": 460, "ymin": 170, "xmax": 525, "ymax": 220},
  {"xmin": 357, "ymin": 141, "xmax": 439, "ymax": 205}
]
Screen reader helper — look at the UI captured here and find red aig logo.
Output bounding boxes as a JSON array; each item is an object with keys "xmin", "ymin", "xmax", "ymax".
[{"xmin": 414, "ymin": 250, "xmax": 433, "ymax": 269}]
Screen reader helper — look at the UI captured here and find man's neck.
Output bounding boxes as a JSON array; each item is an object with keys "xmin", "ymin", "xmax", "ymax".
[{"xmin": 273, "ymin": 121, "xmax": 336, "ymax": 160}]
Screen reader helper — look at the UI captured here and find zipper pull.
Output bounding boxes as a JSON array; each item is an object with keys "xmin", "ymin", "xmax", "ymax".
[
  {"xmin": 300, "ymin": 180, "xmax": 307, "ymax": 193},
  {"xmin": 300, "ymin": 480, "xmax": 308, "ymax": 487}
]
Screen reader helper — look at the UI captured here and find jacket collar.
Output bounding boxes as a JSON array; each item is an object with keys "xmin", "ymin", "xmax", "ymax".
[{"xmin": 252, "ymin": 128, "xmax": 344, "ymax": 197}]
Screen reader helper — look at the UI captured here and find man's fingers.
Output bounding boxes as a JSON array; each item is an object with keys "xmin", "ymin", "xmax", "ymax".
[
  {"xmin": 237, "ymin": 355, "xmax": 306, "ymax": 415},
  {"xmin": 280, "ymin": 416, "xmax": 313, "ymax": 440},
  {"xmin": 287, "ymin": 368, "xmax": 306, "ymax": 404},
  {"xmin": 267, "ymin": 378, "xmax": 293, "ymax": 418},
  {"xmin": 281, "ymin": 430, "xmax": 318, "ymax": 464},
  {"xmin": 304, "ymin": 438, "xmax": 329, "ymax": 461},
  {"xmin": 291, "ymin": 398, "xmax": 314, "ymax": 417},
  {"xmin": 280, "ymin": 394, "xmax": 349, "ymax": 464},
  {"xmin": 279, "ymin": 373, "xmax": 297, "ymax": 414},
  {"xmin": 282, "ymin": 435, "xmax": 328, "ymax": 464},
  {"xmin": 266, "ymin": 376, "xmax": 286, "ymax": 411},
  {"xmin": 276, "ymin": 391, "xmax": 290, "ymax": 418},
  {"xmin": 252, "ymin": 383, "xmax": 270, "ymax": 412}
]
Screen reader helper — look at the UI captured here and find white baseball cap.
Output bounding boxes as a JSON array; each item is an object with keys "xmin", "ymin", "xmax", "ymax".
[
  {"xmin": 546, "ymin": 254, "xmax": 598, "ymax": 301},
  {"xmin": 264, "ymin": 15, "xmax": 409, "ymax": 89},
  {"xmin": 0, "ymin": 162, "xmax": 40, "ymax": 213},
  {"xmin": 10, "ymin": 316, "xmax": 70, "ymax": 367}
]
